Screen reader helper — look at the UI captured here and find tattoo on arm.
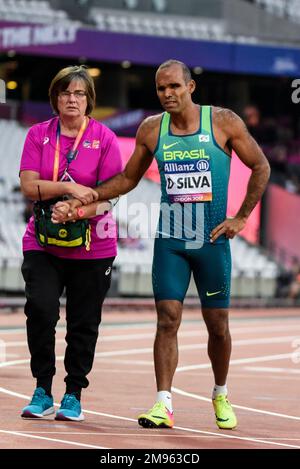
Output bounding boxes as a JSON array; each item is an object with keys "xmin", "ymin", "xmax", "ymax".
[
  {"xmin": 215, "ymin": 107, "xmax": 270, "ymax": 221},
  {"xmin": 236, "ymin": 166, "xmax": 270, "ymax": 220}
]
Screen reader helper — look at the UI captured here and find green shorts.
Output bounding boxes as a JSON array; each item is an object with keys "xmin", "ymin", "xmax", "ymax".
[{"xmin": 152, "ymin": 237, "xmax": 231, "ymax": 308}]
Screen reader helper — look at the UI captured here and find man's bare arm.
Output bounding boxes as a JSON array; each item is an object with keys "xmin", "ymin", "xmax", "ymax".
[
  {"xmin": 210, "ymin": 109, "xmax": 270, "ymax": 242},
  {"xmin": 227, "ymin": 110, "xmax": 270, "ymax": 220},
  {"xmin": 95, "ymin": 117, "xmax": 157, "ymax": 201},
  {"xmin": 52, "ymin": 116, "xmax": 159, "ymax": 222}
]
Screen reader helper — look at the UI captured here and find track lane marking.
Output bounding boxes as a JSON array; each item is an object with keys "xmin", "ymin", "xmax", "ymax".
[
  {"xmin": 0, "ymin": 386, "xmax": 299, "ymax": 449},
  {"xmin": 0, "ymin": 429, "xmax": 108, "ymax": 449},
  {"xmin": 172, "ymin": 386, "xmax": 300, "ymax": 421}
]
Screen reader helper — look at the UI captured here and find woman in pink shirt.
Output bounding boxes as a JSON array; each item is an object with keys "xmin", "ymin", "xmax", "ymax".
[{"xmin": 19, "ymin": 65, "xmax": 122, "ymax": 421}]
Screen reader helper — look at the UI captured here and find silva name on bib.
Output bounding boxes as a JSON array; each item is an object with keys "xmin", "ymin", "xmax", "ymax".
[{"xmin": 164, "ymin": 159, "xmax": 212, "ymax": 203}]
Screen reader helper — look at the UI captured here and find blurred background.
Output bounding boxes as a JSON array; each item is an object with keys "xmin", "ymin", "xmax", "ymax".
[{"xmin": 0, "ymin": 0, "xmax": 300, "ymax": 308}]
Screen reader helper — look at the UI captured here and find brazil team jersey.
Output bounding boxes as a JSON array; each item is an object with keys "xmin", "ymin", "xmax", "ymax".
[{"xmin": 154, "ymin": 105, "xmax": 231, "ymax": 244}]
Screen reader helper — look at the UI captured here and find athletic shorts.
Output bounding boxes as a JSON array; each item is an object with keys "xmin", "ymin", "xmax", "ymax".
[{"xmin": 152, "ymin": 237, "xmax": 231, "ymax": 308}]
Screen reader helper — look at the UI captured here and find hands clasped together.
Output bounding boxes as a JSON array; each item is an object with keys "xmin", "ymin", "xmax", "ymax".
[
  {"xmin": 51, "ymin": 183, "xmax": 113, "ymax": 224},
  {"xmin": 51, "ymin": 183, "xmax": 97, "ymax": 224}
]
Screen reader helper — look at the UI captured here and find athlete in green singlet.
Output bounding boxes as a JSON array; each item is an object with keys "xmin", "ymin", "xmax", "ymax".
[{"xmin": 52, "ymin": 60, "xmax": 270, "ymax": 430}]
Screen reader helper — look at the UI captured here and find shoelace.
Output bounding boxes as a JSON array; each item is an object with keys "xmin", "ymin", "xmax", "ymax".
[
  {"xmin": 61, "ymin": 394, "xmax": 79, "ymax": 410},
  {"xmin": 30, "ymin": 388, "xmax": 46, "ymax": 405},
  {"xmin": 151, "ymin": 402, "xmax": 165, "ymax": 413},
  {"xmin": 216, "ymin": 396, "xmax": 232, "ymax": 410},
  {"xmin": 223, "ymin": 400, "xmax": 232, "ymax": 411}
]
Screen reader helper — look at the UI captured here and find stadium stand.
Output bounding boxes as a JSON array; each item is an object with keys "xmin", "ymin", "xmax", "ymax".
[
  {"xmin": 86, "ymin": 0, "xmax": 300, "ymax": 45},
  {"xmin": 0, "ymin": 0, "xmax": 78, "ymax": 25},
  {"xmin": 89, "ymin": 8, "xmax": 227, "ymax": 42},
  {"xmin": 250, "ymin": 0, "xmax": 300, "ymax": 24}
]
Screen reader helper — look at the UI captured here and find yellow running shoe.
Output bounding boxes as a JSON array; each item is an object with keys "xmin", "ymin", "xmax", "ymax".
[
  {"xmin": 213, "ymin": 394, "xmax": 237, "ymax": 429},
  {"xmin": 138, "ymin": 401, "xmax": 174, "ymax": 428}
]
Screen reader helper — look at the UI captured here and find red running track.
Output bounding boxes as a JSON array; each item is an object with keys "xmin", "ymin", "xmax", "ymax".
[{"xmin": 0, "ymin": 307, "xmax": 299, "ymax": 450}]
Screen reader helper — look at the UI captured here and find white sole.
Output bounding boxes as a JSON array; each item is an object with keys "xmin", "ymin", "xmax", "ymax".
[
  {"xmin": 21, "ymin": 406, "xmax": 55, "ymax": 418},
  {"xmin": 55, "ymin": 412, "xmax": 85, "ymax": 422}
]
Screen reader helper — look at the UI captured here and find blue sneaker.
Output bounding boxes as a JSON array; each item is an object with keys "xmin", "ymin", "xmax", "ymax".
[
  {"xmin": 21, "ymin": 387, "xmax": 54, "ymax": 419},
  {"xmin": 55, "ymin": 393, "xmax": 84, "ymax": 421}
]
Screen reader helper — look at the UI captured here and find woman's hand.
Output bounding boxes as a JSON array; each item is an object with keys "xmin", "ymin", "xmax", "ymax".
[
  {"xmin": 51, "ymin": 199, "xmax": 81, "ymax": 223},
  {"xmin": 51, "ymin": 197, "xmax": 115, "ymax": 223},
  {"xmin": 51, "ymin": 201, "xmax": 71, "ymax": 224},
  {"xmin": 67, "ymin": 183, "xmax": 98, "ymax": 205}
]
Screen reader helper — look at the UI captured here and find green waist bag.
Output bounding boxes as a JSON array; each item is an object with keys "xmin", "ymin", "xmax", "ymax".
[{"xmin": 33, "ymin": 199, "xmax": 91, "ymax": 251}]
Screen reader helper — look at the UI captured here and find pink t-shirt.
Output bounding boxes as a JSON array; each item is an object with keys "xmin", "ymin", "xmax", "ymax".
[{"xmin": 20, "ymin": 116, "xmax": 122, "ymax": 259}]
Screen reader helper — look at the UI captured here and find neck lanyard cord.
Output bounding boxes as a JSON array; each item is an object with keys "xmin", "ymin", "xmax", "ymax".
[{"xmin": 52, "ymin": 116, "xmax": 88, "ymax": 182}]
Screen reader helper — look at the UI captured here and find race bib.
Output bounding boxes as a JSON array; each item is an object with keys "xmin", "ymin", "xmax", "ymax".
[{"xmin": 164, "ymin": 160, "xmax": 212, "ymax": 203}]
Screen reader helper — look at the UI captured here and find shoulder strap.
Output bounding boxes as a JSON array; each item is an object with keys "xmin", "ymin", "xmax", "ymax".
[
  {"xmin": 160, "ymin": 112, "xmax": 170, "ymax": 138},
  {"xmin": 200, "ymin": 105, "xmax": 212, "ymax": 134}
]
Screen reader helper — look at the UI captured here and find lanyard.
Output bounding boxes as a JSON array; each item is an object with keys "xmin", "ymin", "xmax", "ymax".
[{"xmin": 53, "ymin": 116, "xmax": 88, "ymax": 182}]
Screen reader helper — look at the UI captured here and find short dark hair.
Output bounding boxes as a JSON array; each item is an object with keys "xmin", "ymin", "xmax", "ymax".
[
  {"xmin": 156, "ymin": 60, "xmax": 192, "ymax": 83},
  {"xmin": 49, "ymin": 65, "xmax": 96, "ymax": 115}
]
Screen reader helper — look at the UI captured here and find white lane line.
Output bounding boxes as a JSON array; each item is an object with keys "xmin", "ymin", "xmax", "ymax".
[
  {"xmin": 0, "ymin": 335, "xmax": 296, "ymax": 368},
  {"xmin": 99, "ymin": 359, "xmax": 154, "ymax": 365},
  {"xmin": 6, "ymin": 432, "xmax": 300, "ymax": 441},
  {"xmin": 0, "ymin": 323, "xmax": 153, "ymax": 335},
  {"xmin": 0, "ymin": 350, "xmax": 292, "ymax": 369},
  {"xmin": 0, "ymin": 358, "xmax": 31, "ymax": 368},
  {"xmin": 1, "ymin": 320, "xmax": 300, "ymax": 339},
  {"xmin": 230, "ymin": 336, "xmax": 298, "ymax": 346},
  {"xmin": 0, "ymin": 329, "xmax": 26, "ymax": 335},
  {"xmin": 172, "ymin": 386, "xmax": 300, "ymax": 421},
  {"xmin": 0, "ymin": 348, "xmax": 155, "ymax": 368},
  {"xmin": 0, "ymin": 429, "xmax": 108, "ymax": 449},
  {"xmin": 244, "ymin": 366, "xmax": 300, "ymax": 374},
  {"xmin": 3, "ymin": 329, "xmax": 298, "ymax": 348},
  {"xmin": 0, "ymin": 421, "xmax": 296, "ymax": 452},
  {"xmin": 0, "ymin": 386, "xmax": 299, "ymax": 450},
  {"xmin": 3, "ymin": 431, "xmax": 220, "ymax": 436},
  {"xmin": 172, "ymin": 426, "xmax": 300, "ymax": 449},
  {"xmin": 1, "ymin": 340, "xmax": 62, "ymax": 348},
  {"xmin": 176, "ymin": 353, "xmax": 293, "ymax": 372}
]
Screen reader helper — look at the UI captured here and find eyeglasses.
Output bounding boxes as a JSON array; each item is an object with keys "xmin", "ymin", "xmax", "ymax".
[{"xmin": 59, "ymin": 90, "xmax": 87, "ymax": 99}]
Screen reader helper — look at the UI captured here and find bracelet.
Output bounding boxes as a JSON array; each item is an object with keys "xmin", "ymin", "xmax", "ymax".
[{"xmin": 76, "ymin": 207, "xmax": 85, "ymax": 218}]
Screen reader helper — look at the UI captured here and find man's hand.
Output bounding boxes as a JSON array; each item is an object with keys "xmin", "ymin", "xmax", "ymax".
[
  {"xmin": 210, "ymin": 217, "xmax": 246, "ymax": 243},
  {"xmin": 51, "ymin": 199, "xmax": 81, "ymax": 223},
  {"xmin": 67, "ymin": 183, "xmax": 98, "ymax": 205}
]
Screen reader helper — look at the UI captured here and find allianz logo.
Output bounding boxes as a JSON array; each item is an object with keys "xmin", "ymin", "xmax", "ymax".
[{"xmin": 164, "ymin": 160, "xmax": 210, "ymax": 172}]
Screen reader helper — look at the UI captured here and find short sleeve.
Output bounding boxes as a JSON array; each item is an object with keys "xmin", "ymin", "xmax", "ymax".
[
  {"xmin": 19, "ymin": 126, "xmax": 42, "ymax": 174},
  {"xmin": 97, "ymin": 131, "xmax": 123, "ymax": 184}
]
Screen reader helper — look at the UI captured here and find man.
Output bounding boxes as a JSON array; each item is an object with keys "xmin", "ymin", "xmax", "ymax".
[{"xmin": 52, "ymin": 60, "xmax": 270, "ymax": 429}]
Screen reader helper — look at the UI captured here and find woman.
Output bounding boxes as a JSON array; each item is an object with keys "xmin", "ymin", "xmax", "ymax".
[{"xmin": 20, "ymin": 65, "xmax": 122, "ymax": 421}]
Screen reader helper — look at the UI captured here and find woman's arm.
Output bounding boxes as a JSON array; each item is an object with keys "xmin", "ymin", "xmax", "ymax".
[{"xmin": 20, "ymin": 170, "xmax": 99, "ymax": 205}]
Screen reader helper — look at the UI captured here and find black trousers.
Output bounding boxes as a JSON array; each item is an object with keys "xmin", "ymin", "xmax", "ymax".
[{"xmin": 21, "ymin": 251, "xmax": 114, "ymax": 394}]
